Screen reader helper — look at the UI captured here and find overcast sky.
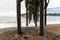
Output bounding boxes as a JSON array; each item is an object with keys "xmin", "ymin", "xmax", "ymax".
[{"xmin": 0, "ymin": 0, "xmax": 60, "ymax": 16}]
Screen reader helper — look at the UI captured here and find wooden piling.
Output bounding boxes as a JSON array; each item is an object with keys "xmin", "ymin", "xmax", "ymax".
[
  {"xmin": 17, "ymin": 0, "xmax": 22, "ymax": 34},
  {"xmin": 26, "ymin": 0, "xmax": 28, "ymax": 26},
  {"xmin": 40, "ymin": 0, "xmax": 44, "ymax": 36},
  {"xmin": 45, "ymin": 0, "xmax": 47, "ymax": 26}
]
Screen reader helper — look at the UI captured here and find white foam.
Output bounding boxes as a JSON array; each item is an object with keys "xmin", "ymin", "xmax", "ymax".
[{"xmin": 0, "ymin": 21, "xmax": 60, "ymax": 29}]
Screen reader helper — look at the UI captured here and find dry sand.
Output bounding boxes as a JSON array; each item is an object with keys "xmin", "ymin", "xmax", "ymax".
[{"xmin": 0, "ymin": 24, "xmax": 60, "ymax": 40}]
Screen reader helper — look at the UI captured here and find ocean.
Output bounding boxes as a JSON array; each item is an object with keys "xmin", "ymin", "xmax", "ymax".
[{"xmin": 0, "ymin": 16, "xmax": 60, "ymax": 29}]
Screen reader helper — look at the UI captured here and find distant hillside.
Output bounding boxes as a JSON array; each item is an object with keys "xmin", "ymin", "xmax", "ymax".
[
  {"xmin": 21, "ymin": 13, "xmax": 60, "ymax": 16},
  {"xmin": 47, "ymin": 13, "xmax": 60, "ymax": 16}
]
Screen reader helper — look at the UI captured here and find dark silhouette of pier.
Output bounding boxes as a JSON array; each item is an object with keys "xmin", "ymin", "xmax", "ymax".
[{"xmin": 17, "ymin": 0, "xmax": 50, "ymax": 36}]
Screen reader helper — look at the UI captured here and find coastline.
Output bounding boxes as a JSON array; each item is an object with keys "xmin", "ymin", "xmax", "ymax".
[{"xmin": 0, "ymin": 15, "xmax": 60, "ymax": 29}]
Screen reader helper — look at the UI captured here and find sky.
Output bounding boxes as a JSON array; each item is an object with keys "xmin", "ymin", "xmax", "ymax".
[
  {"xmin": 0, "ymin": 0, "xmax": 60, "ymax": 16},
  {"xmin": 48, "ymin": 0, "xmax": 60, "ymax": 8}
]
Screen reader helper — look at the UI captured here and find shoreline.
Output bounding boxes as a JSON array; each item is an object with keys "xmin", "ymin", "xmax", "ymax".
[{"xmin": 0, "ymin": 21, "xmax": 60, "ymax": 29}]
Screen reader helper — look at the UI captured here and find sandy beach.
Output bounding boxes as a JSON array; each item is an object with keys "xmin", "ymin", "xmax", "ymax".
[{"xmin": 0, "ymin": 24, "xmax": 60, "ymax": 40}]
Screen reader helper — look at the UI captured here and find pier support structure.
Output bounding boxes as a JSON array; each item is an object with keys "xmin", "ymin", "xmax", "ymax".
[
  {"xmin": 17, "ymin": 0, "xmax": 22, "ymax": 34},
  {"xmin": 16, "ymin": 0, "xmax": 49, "ymax": 36},
  {"xmin": 40, "ymin": 0, "xmax": 44, "ymax": 36}
]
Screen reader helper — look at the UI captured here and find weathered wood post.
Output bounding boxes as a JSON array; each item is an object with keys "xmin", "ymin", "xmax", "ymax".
[
  {"xmin": 17, "ymin": 0, "xmax": 22, "ymax": 34},
  {"xmin": 40, "ymin": 0, "xmax": 44, "ymax": 36},
  {"xmin": 45, "ymin": 0, "xmax": 47, "ymax": 26},
  {"xmin": 26, "ymin": 0, "xmax": 28, "ymax": 26},
  {"xmin": 34, "ymin": 0, "xmax": 37, "ymax": 26},
  {"xmin": 45, "ymin": 0, "xmax": 50, "ymax": 26}
]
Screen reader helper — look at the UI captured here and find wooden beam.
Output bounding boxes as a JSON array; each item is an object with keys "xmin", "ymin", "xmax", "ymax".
[
  {"xmin": 17, "ymin": 0, "xmax": 22, "ymax": 34},
  {"xmin": 40, "ymin": 0, "xmax": 44, "ymax": 36}
]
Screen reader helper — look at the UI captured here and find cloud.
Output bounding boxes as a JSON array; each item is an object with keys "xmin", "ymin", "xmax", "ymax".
[
  {"xmin": 48, "ymin": 0, "xmax": 60, "ymax": 8},
  {"xmin": 47, "ymin": 7, "xmax": 60, "ymax": 13},
  {"xmin": 0, "ymin": 0, "xmax": 16, "ymax": 13},
  {"xmin": 0, "ymin": 0, "xmax": 60, "ymax": 14}
]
